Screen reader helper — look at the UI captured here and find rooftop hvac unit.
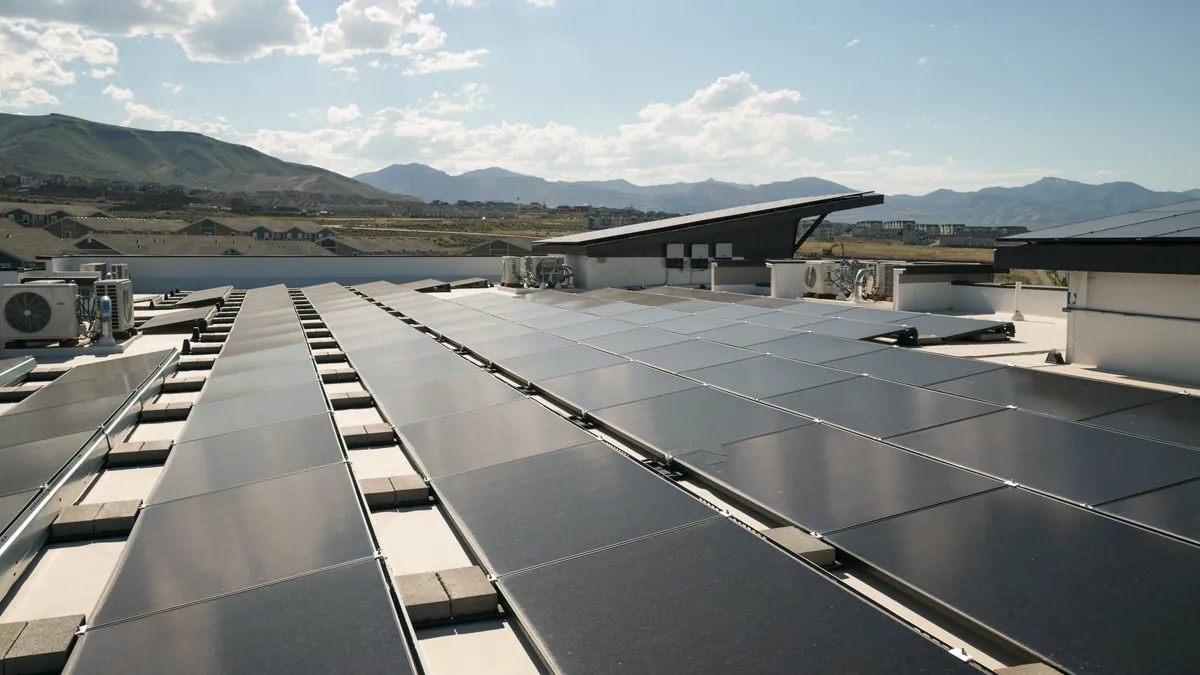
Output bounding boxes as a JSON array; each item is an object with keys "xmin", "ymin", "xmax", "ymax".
[
  {"xmin": 94, "ymin": 279, "xmax": 134, "ymax": 332},
  {"xmin": 80, "ymin": 263, "xmax": 106, "ymax": 275},
  {"xmin": 500, "ymin": 256, "xmax": 523, "ymax": 288},
  {"xmin": 803, "ymin": 262, "xmax": 837, "ymax": 296},
  {"xmin": 0, "ymin": 283, "xmax": 81, "ymax": 343},
  {"xmin": 109, "ymin": 263, "xmax": 130, "ymax": 280},
  {"xmin": 869, "ymin": 262, "xmax": 898, "ymax": 299},
  {"xmin": 521, "ymin": 256, "xmax": 574, "ymax": 289}
]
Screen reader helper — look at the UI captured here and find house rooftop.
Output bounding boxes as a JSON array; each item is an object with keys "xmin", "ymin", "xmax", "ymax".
[
  {"xmin": 72, "ymin": 234, "xmax": 333, "ymax": 256},
  {"xmin": 59, "ymin": 217, "xmax": 189, "ymax": 233},
  {"xmin": 0, "ymin": 202, "xmax": 107, "ymax": 217}
]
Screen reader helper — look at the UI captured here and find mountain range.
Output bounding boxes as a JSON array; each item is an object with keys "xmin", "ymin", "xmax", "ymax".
[
  {"xmin": 357, "ymin": 163, "xmax": 1200, "ymax": 229},
  {"xmin": 0, "ymin": 113, "xmax": 412, "ymax": 203}
]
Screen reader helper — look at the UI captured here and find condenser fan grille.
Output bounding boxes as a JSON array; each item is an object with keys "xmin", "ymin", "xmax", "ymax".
[{"xmin": 5, "ymin": 292, "xmax": 53, "ymax": 333}]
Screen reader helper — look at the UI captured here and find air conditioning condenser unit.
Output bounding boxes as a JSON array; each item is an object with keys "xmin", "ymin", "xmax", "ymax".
[
  {"xmin": 0, "ymin": 283, "xmax": 81, "ymax": 343},
  {"xmin": 94, "ymin": 279, "xmax": 135, "ymax": 332}
]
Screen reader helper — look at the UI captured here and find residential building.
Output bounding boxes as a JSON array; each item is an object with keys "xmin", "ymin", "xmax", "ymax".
[
  {"xmin": 182, "ymin": 217, "xmax": 337, "ymax": 241},
  {"xmin": 0, "ymin": 222, "xmax": 72, "ymax": 269},
  {"xmin": 318, "ymin": 236, "xmax": 454, "ymax": 256},
  {"xmin": 459, "ymin": 238, "xmax": 536, "ymax": 257},
  {"xmin": 1, "ymin": 202, "xmax": 109, "ymax": 227},
  {"xmin": 70, "ymin": 233, "xmax": 334, "ymax": 256},
  {"xmin": 44, "ymin": 217, "xmax": 188, "ymax": 239}
]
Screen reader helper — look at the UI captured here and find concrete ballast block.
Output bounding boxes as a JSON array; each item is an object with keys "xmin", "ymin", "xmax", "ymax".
[
  {"xmin": 359, "ymin": 477, "xmax": 396, "ymax": 510},
  {"xmin": 329, "ymin": 391, "xmax": 373, "ymax": 410},
  {"xmin": 138, "ymin": 439, "xmax": 173, "ymax": 463},
  {"xmin": 995, "ymin": 665, "xmax": 1064, "ymax": 675},
  {"xmin": 1, "ymin": 614, "xmax": 83, "ymax": 675},
  {"xmin": 764, "ymin": 526, "xmax": 837, "ymax": 567},
  {"xmin": 50, "ymin": 504, "xmax": 103, "ymax": 541},
  {"xmin": 0, "ymin": 621, "xmax": 26, "ymax": 664},
  {"xmin": 390, "ymin": 475, "xmax": 429, "ymax": 506},
  {"xmin": 93, "ymin": 500, "xmax": 142, "ymax": 536},
  {"xmin": 106, "ymin": 442, "xmax": 144, "ymax": 467},
  {"xmin": 394, "ymin": 573, "xmax": 451, "ymax": 625},
  {"xmin": 437, "ymin": 566, "xmax": 498, "ymax": 618}
]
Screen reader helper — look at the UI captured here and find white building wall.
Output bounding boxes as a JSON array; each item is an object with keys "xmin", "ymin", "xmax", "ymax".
[
  {"xmin": 49, "ymin": 256, "xmax": 503, "ymax": 294},
  {"xmin": 768, "ymin": 262, "xmax": 807, "ymax": 299},
  {"xmin": 568, "ymin": 256, "xmax": 710, "ymax": 289},
  {"xmin": 1066, "ymin": 271, "xmax": 1200, "ymax": 387}
]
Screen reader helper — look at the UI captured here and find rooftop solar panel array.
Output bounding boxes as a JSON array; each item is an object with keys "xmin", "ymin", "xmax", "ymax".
[
  {"xmin": 1005, "ymin": 199, "xmax": 1200, "ymax": 241},
  {"xmin": 170, "ymin": 285, "xmax": 232, "ymax": 308},
  {"xmin": 66, "ymin": 285, "xmax": 418, "ymax": 675},
  {"xmin": 309, "ymin": 282, "xmax": 980, "ymax": 674},
  {"xmin": 350, "ymin": 282, "xmax": 1200, "ymax": 675},
  {"xmin": 0, "ymin": 350, "xmax": 173, "ymax": 535}
]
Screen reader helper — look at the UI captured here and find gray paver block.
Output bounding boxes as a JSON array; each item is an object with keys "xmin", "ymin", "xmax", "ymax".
[
  {"xmin": 93, "ymin": 500, "xmax": 141, "ymax": 535},
  {"xmin": 395, "ymin": 573, "xmax": 451, "ymax": 625},
  {"xmin": 764, "ymin": 526, "xmax": 836, "ymax": 567},
  {"xmin": 362, "ymin": 423, "xmax": 394, "ymax": 445},
  {"xmin": 359, "ymin": 478, "xmax": 396, "ymax": 510},
  {"xmin": 2, "ymin": 614, "xmax": 82, "ymax": 675},
  {"xmin": 50, "ymin": 504, "xmax": 102, "ymax": 541},
  {"xmin": 138, "ymin": 440, "xmax": 173, "ymax": 463},
  {"xmin": 340, "ymin": 425, "xmax": 370, "ymax": 448},
  {"xmin": 437, "ymin": 566, "xmax": 497, "ymax": 618},
  {"xmin": 106, "ymin": 442, "xmax": 144, "ymax": 467},
  {"xmin": 996, "ymin": 665, "xmax": 1064, "ymax": 675},
  {"xmin": 0, "ymin": 621, "xmax": 26, "ymax": 662},
  {"xmin": 390, "ymin": 475, "xmax": 429, "ymax": 506}
]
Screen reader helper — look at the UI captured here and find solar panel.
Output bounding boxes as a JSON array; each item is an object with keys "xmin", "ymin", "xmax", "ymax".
[
  {"xmin": 0, "ymin": 392, "xmax": 133, "ymax": 449},
  {"xmin": 890, "ymin": 408, "xmax": 1200, "ymax": 505},
  {"xmin": 53, "ymin": 350, "xmax": 172, "ymax": 385},
  {"xmin": 356, "ymin": 352, "xmax": 479, "ymax": 392},
  {"xmin": 1081, "ymin": 395, "xmax": 1199, "ymax": 448},
  {"xmin": 827, "ymin": 487, "xmax": 1200, "ymax": 675},
  {"xmin": 697, "ymin": 304, "xmax": 776, "ymax": 321},
  {"xmin": 1100, "ymin": 479, "xmax": 1200, "ymax": 543},
  {"xmin": 646, "ymin": 314, "xmax": 739, "ymax": 335},
  {"xmin": 395, "ymin": 399, "xmax": 597, "ymax": 479},
  {"xmin": 736, "ymin": 296, "xmax": 803, "ymax": 309},
  {"xmin": 499, "ymin": 518, "xmax": 976, "ymax": 675},
  {"xmin": 546, "ymin": 317, "xmax": 638, "ymax": 340},
  {"xmin": 619, "ymin": 307, "xmax": 690, "ymax": 325},
  {"xmin": 196, "ymin": 360, "xmax": 316, "ymax": 404},
  {"xmin": 807, "ymin": 319, "xmax": 912, "ymax": 341},
  {"xmin": 766, "ymin": 377, "xmax": 1002, "ymax": 439},
  {"xmin": 581, "ymin": 302, "xmax": 645, "ymax": 317},
  {"xmin": 692, "ymin": 323, "xmax": 796, "ymax": 348},
  {"xmin": 139, "ymin": 306, "xmax": 215, "ymax": 333},
  {"xmin": 630, "ymin": 339, "xmax": 757, "ymax": 372},
  {"xmin": 1075, "ymin": 210, "xmax": 1200, "ymax": 239},
  {"xmin": 490, "ymin": 304, "xmax": 566, "ymax": 322},
  {"xmin": 824, "ymin": 348, "xmax": 1006, "ymax": 387},
  {"xmin": 518, "ymin": 310, "xmax": 597, "ymax": 330},
  {"xmin": 1008, "ymin": 211, "xmax": 1174, "ymax": 240},
  {"xmin": 829, "ymin": 307, "xmax": 921, "ymax": 323},
  {"xmin": 778, "ymin": 301, "xmax": 848, "ymax": 317},
  {"xmin": 581, "ymin": 327, "xmax": 691, "ymax": 354},
  {"xmin": 678, "ymin": 424, "xmax": 1001, "ymax": 533},
  {"xmin": 753, "ymin": 333, "xmax": 890, "ymax": 364},
  {"xmin": 744, "ymin": 311, "xmax": 836, "ymax": 329},
  {"xmin": 345, "ymin": 339, "xmax": 451, "ymax": 368},
  {"xmin": 177, "ymin": 382, "xmax": 328, "ymax": 443},
  {"xmin": 537, "ymin": 362, "xmax": 699, "ymax": 412},
  {"xmin": 209, "ymin": 344, "xmax": 313, "ymax": 376},
  {"xmin": 433, "ymin": 442, "xmax": 718, "ymax": 575},
  {"xmin": 91, "ymin": 464, "xmax": 375, "ymax": 626},
  {"xmin": 890, "ymin": 314, "xmax": 1011, "ymax": 340},
  {"xmin": 0, "ymin": 490, "xmax": 40, "ymax": 532},
  {"xmin": 466, "ymin": 331, "xmax": 575, "ymax": 362},
  {"xmin": 444, "ymin": 323, "xmax": 536, "ymax": 346},
  {"xmin": 147, "ymin": 414, "xmax": 343, "ymax": 505},
  {"xmin": 931, "ymin": 367, "xmax": 1176, "ymax": 420},
  {"xmin": 374, "ymin": 372, "xmax": 525, "ymax": 427},
  {"xmin": 659, "ymin": 299, "xmax": 725, "ymax": 313},
  {"xmin": 8, "ymin": 368, "xmax": 155, "ymax": 413},
  {"xmin": 173, "ymin": 285, "xmax": 233, "ymax": 308},
  {"xmin": 682, "ymin": 355, "xmax": 859, "ymax": 400},
  {"xmin": 591, "ymin": 387, "xmax": 809, "ymax": 457},
  {"xmin": 494, "ymin": 345, "xmax": 628, "ymax": 383},
  {"xmin": 0, "ymin": 431, "xmax": 96, "ymax": 500}
]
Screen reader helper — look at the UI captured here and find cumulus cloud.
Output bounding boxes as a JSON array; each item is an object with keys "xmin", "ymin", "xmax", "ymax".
[
  {"xmin": 327, "ymin": 104, "xmax": 363, "ymax": 124},
  {"xmin": 421, "ymin": 83, "xmax": 489, "ymax": 115},
  {"xmin": 174, "ymin": 0, "xmax": 314, "ymax": 62},
  {"xmin": 90, "ymin": 67, "xmax": 117, "ymax": 79},
  {"xmin": 526, "ymin": 0, "xmax": 556, "ymax": 6},
  {"xmin": 102, "ymin": 84, "xmax": 135, "ymax": 101},
  {"xmin": 844, "ymin": 38, "xmax": 860, "ymax": 47},
  {"xmin": 403, "ymin": 48, "xmax": 488, "ymax": 75},
  {"xmin": 0, "ymin": 19, "xmax": 119, "ymax": 97},
  {"xmin": 917, "ymin": 56, "xmax": 928, "ymax": 66},
  {"xmin": 315, "ymin": 0, "xmax": 447, "ymax": 63},
  {"xmin": 1, "ymin": 87, "xmax": 60, "ymax": 109},
  {"xmin": 163, "ymin": 82, "xmax": 184, "ymax": 94}
]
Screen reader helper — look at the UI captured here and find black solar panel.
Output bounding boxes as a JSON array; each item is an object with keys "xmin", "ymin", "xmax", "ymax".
[
  {"xmin": 825, "ymin": 348, "xmax": 1005, "ymax": 387},
  {"xmin": 500, "ymin": 518, "xmax": 977, "ymax": 675},
  {"xmin": 697, "ymin": 304, "xmax": 776, "ymax": 321},
  {"xmin": 753, "ymin": 333, "xmax": 889, "ymax": 364},
  {"xmin": 538, "ymin": 362, "xmax": 699, "ymax": 412},
  {"xmin": 678, "ymin": 424, "xmax": 1001, "ymax": 533},
  {"xmin": 147, "ymin": 414, "xmax": 343, "ymax": 505},
  {"xmin": 745, "ymin": 311, "xmax": 837, "ymax": 329},
  {"xmin": 92, "ymin": 464, "xmax": 375, "ymax": 626},
  {"xmin": 828, "ymin": 488, "xmax": 1200, "ymax": 675},
  {"xmin": 356, "ymin": 351, "xmax": 477, "ymax": 392},
  {"xmin": 591, "ymin": 387, "xmax": 809, "ymax": 457},
  {"xmin": 433, "ymin": 442, "xmax": 718, "ymax": 575},
  {"xmin": 466, "ymin": 331, "xmax": 575, "ymax": 362},
  {"xmin": 890, "ymin": 409, "xmax": 1200, "ymax": 505},
  {"xmin": 1081, "ymin": 395, "xmax": 1200, "ymax": 449},
  {"xmin": 197, "ymin": 360, "xmax": 316, "ymax": 404},
  {"xmin": 396, "ymin": 399, "xmax": 596, "ymax": 478},
  {"xmin": 631, "ymin": 339, "xmax": 756, "ymax": 372},
  {"xmin": 173, "ymin": 285, "xmax": 233, "ymax": 308},
  {"xmin": 0, "ymin": 392, "xmax": 134, "ymax": 449},
  {"xmin": 619, "ymin": 307, "xmax": 690, "ymax": 325},
  {"xmin": 890, "ymin": 314, "xmax": 1011, "ymax": 340},
  {"xmin": 495, "ymin": 345, "xmax": 628, "ymax": 383},
  {"xmin": 0, "ymin": 490, "xmax": 38, "ymax": 532},
  {"xmin": 138, "ymin": 306, "xmax": 215, "ymax": 333},
  {"xmin": 806, "ymin": 318, "xmax": 912, "ymax": 341},
  {"xmin": 1100, "ymin": 479, "xmax": 1200, "ymax": 543},
  {"xmin": 546, "ymin": 317, "xmax": 638, "ymax": 340},
  {"xmin": 682, "ymin": 355, "xmax": 858, "ymax": 400},
  {"xmin": 345, "ymin": 339, "xmax": 451, "ymax": 368},
  {"xmin": 444, "ymin": 322, "xmax": 535, "ymax": 346},
  {"xmin": 374, "ymin": 372, "xmax": 525, "ymax": 426},
  {"xmin": 177, "ymin": 382, "xmax": 328, "ymax": 443},
  {"xmin": 766, "ymin": 377, "xmax": 1002, "ymax": 439},
  {"xmin": 931, "ymin": 367, "xmax": 1175, "ymax": 420},
  {"xmin": 829, "ymin": 307, "xmax": 921, "ymax": 323},
  {"xmin": 582, "ymin": 302, "xmax": 644, "ymax": 317},
  {"xmin": 518, "ymin": 310, "xmax": 597, "ymax": 330},
  {"xmin": 9, "ymin": 368, "xmax": 155, "ymax": 413},
  {"xmin": 692, "ymin": 323, "xmax": 796, "ymax": 348},
  {"xmin": 0, "ymin": 431, "xmax": 96, "ymax": 500},
  {"xmin": 581, "ymin": 327, "xmax": 690, "ymax": 354},
  {"xmin": 646, "ymin": 314, "xmax": 739, "ymax": 335}
]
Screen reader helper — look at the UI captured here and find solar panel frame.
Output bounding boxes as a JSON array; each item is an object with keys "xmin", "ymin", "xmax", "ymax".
[
  {"xmin": 824, "ymin": 348, "xmax": 1006, "ymax": 387},
  {"xmin": 373, "ymin": 372, "xmax": 526, "ymax": 427},
  {"xmin": 682, "ymin": 355, "xmax": 859, "ymax": 400},
  {"xmin": 1099, "ymin": 478, "xmax": 1200, "ymax": 543},
  {"xmin": 629, "ymin": 339, "xmax": 757, "ymax": 372},
  {"xmin": 494, "ymin": 345, "xmax": 629, "ymax": 384},
  {"xmin": 753, "ymin": 333, "xmax": 890, "ymax": 364}
]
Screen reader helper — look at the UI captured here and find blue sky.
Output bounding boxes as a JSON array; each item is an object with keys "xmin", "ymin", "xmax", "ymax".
[{"xmin": 1, "ymin": 0, "xmax": 1197, "ymax": 194}]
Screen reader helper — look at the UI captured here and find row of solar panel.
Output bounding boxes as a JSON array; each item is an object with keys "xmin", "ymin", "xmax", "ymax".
[
  {"xmin": 1009, "ymin": 200, "xmax": 1200, "ymax": 241},
  {"xmin": 0, "ymin": 350, "xmax": 172, "ymax": 537},
  {"xmin": 65, "ymin": 286, "xmax": 419, "ymax": 675},
  {"xmin": 373, "ymin": 283, "xmax": 1200, "ymax": 675},
  {"xmin": 312, "ymin": 281, "xmax": 981, "ymax": 675}
]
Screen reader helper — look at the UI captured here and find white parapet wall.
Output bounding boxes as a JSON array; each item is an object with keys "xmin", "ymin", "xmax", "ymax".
[
  {"xmin": 1066, "ymin": 271, "xmax": 1200, "ymax": 387},
  {"xmin": 565, "ymin": 255, "xmax": 712, "ymax": 289},
  {"xmin": 894, "ymin": 269, "xmax": 1066, "ymax": 319},
  {"xmin": 768, "ymin": 261, "xmax": 808, "ymax": 299},
  {"xmin": 49, "ymin": 255, "xmax": 505, "ymax": 294}
]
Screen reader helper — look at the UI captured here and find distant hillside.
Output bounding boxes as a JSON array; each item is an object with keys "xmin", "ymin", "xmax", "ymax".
[
  {"xmin": 0, "ymin": 113, "xmax": 415, "ymax": 202},
  {"xmin": 357, "ymin": 164, "xmax": 1199, "ymax": 228},
  {"xmin": 355, "ymin": 163, "xmax": 854, "ymax": 214}
]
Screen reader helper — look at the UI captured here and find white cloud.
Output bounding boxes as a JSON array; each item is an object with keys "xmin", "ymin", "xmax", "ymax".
[
  {"xmin": 443, "ymin": 0, "xmax": 475, "ymax": 5},
  {"xmin": 844, "ymin": 38, "xmax": 860, "ymax": 47},
  {"xmin": 888, "ymin": 149, "xmax": 912, "ymax": 158},
  {"xmin": 90, "ymin": 67, "xmax": 116, "ymax": 79},
  {"xmin": 1, "ymin": 87, "xmax": 60, "ymax": 109},
  {"xmin": 333, "ymin": 66, "xmax": 358, "ymax": 80},
  {"xmin": 917, "ymin": 56, "xmax": 928, "ymax": 66},
  {"xmin": 0, "ymin": 19, "xmax": 119, "ymax": 95},
  {"xmin": 526, "ymin": 0, "xmax": 556, "ymax": 6},
  {"xmin": 102, "ymin": 84, "xmax": 135, "ymax": 101},
  {"xmin": 327, "ymin": 104, "xmax": 363, "ymax": 124},
  {"xmin": 174, "ymin": 0, "xmax": 314, "ymax": 62},
  {"xmin": 162, "ymin": 82, "xmax": 184, "ymax": 94},
  {"xmin": 403, "ymin": 48, "xmax": 488, "ymax": 75},
  {"xmin": 123, "ymin": 101, "xmax": 173, "ymax": 128},
  {"xmin": 421, "ymin": 83, "xmax": 490, "ymax": 115},
  {"xmin": 315, "ymin": 0, "xmax": 447, "ymax": 63}
]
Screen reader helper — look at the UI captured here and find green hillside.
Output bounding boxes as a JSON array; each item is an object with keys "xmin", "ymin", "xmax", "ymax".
[{"xmin": 0, "ymin": 113, "xmax": 414, "ymax": 202}]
